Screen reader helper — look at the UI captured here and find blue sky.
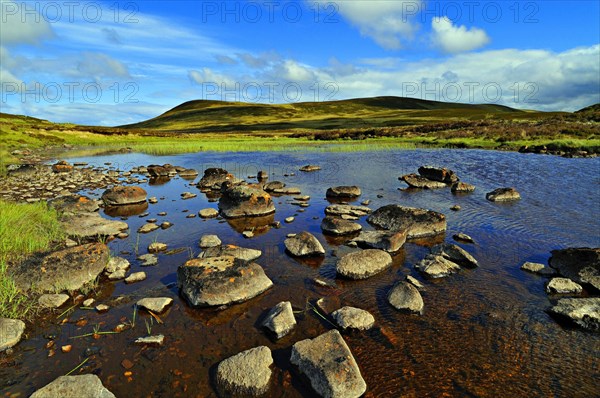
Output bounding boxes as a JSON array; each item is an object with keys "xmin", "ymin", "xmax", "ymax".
[{"xmin": 1, "ymin": 0, "xmax": 599, "ymax": 125}]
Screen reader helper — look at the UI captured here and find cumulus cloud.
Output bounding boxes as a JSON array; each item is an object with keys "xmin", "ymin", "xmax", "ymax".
[
  {"xmin": 0, "ymin": 0, "xmax": 54, "ymax": 45},
  {"xmin": 188, "ymin": 68, "xmax": 235, "ymax": 86},
  {"xmin": 431, "ymin": 17, "xmax": 490, "ymax": 53}
]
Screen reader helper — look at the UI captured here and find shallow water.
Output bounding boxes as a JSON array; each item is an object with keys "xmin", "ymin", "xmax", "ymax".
[{"xmin": 2, "ymin": 149, "xmax": 599, "ymax": 397}]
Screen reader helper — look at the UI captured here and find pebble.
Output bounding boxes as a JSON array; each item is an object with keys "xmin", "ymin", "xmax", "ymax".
[{"xmin": 285, "ymin": 217, "xmax": 295, "ymax": 223}]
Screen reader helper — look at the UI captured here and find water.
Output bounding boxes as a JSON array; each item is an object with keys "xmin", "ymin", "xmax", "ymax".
[{"xmin": 2, "ymin": 149, "xmax": 599, "ymax": 397}]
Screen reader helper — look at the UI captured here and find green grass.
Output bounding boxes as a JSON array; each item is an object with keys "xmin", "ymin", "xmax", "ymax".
[{"xmin": 0, "ymin": 260, "xmax": 32, "ymax": 318}]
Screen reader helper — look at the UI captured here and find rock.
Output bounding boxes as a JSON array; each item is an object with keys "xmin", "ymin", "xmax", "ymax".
[
  {"xmin": 160, "ymin": 221, "xmax": 173, "ymax": 229},
  {"xmin": 367, "ymin": 205, "xmax": 446, "ymax": 239},
  {"xmin": 199, "ymin": 244, "xmax": 262, "ymax": 262},
  {"xmin": 321, "ymin": 216, "xmax": 362, "ymax": 235},
  {"xmin": 135, "ymin": 335, "xmax": 165, "ymax": 346},
  {"xmin": 181, "ymin": 192, "xmax": 197, "ymax": 199},
  {"xmin": 29, "ymin": 374, "xmax": 116, "ymax": 398},
  {"xmin": 105, "ymin": 257, "xmax": 130, "ymax": 273},
  {"xmin": 388, "ymin": 281, "xmax": 424, "ymax": 314},
  {"xmin": 107, "ymin": 269, "xmax": 127, "ymax": 280},
  {"xmin": 295, "ymin": 195, "xmax": 310, "ymax": 201},
  {"xmin": 257, "ymin": 170, "xmax": 269, "ymax": 180},
  {"xmin": 350, "ymin": 230, "xmax": 407, "ymax": 252},
  {"xmin": 178, "ymin": 168, "xmax": 198, "ymax": 178},
  {"xmin": 147, "ymin": 165, "xmax": 170, "ymax": 177},
  {"xmin": 242, "ymin": 231, "xmax": 254, "ymax": 238},
  {"xmin": 124, "ymin": 272, "xmax": 146, "ymax": 284},
  {"xmin": 284, "ymin": 232, "xmax": 325, "ymax": 257},
  {"xmin": 149, "ymin": 196, "xmax": 158, "ymax": 204},
  {"xmin": 331, "ymin": 307, "xmax": 375, "ymax": 330},
  {"xmin": 406, "ymin": 275, "xmax": 424, "ymax": 289},
  {"xmin": 219, "ymin": 184, "xmax": 275, "ymax": 218},
  {"xmin": 13, "ymin": 243, "xmax": 109, "ymax": 293},
  {"xmin": 299, "ymin": 165, "xmax": 321, "ymax": 172},
  {"xmin": 486, "ymin": 187, "xmax": 521, "ymax": 202},
  {"xmin": 325, "ymin": 204, "xmax": 372, "ymax": 218},
  {"xmin": 285, "ymin": 217, "xmax": 295, "ymax": 223},
  {"xmin": 326, "ymin": 186, "xmax": 361, "ymax": 198},
  {"xmin": 521, "ymin": 262, "xmax": 555, "ymax": 275},
  {"xmin": 197, "ymin": 168, "xmax": 234, "ymax": 190},
  {"xmin": 273, "ymin": 187, "xmax": 302, "ymax": 195},
  {"xmin": 61, "ymin": 213, "xmax": 128, "ymax": 239},
  {"xmin": 96, "ymin": 304, "xmax": 109, "ymax": 312},
  {"xmin": 263, "ymin": 181, "xmax": 285, "ymax": 192},
  {"xmin": 450, "ymin": 205, "xmax": 461, "ymax": 211},
  {"xmin": 51, "ymin": 160, "xmax": 74, "ymax": 173},
  {"xmin": 0, "ymin": 318, "xmax": 26, "ymax": 351},
  {"xmin": 451, "ymin": 182, "xmax": 475, "ymax": 193},
  {"xmin": 101, "ymin": 186, "xmax": 147, "ymax": 206},
  {"xmin": 453, "ymin": 233, "xmax": 474, "ymax": 243},
  {"xmin": 431, "ymin": 243, "xmax": 478, "ymax": 268},
  {"xmin": 290, "ymin": 330, "xmax": 366, "ymax": 398},
  {"xmin": 417, "ymin": 166, "xmax": 458, "ymax": 184},
  {"xmin": 148, "ymin": 242, "xmax": 167, "ymax": 253},
  {"xmin": 48, "ymin": 195, "xmax": 99, "ymax": 214},
  {"xmin": 415, "ymin": 254, "xmax": 461, "ymax": 278},
  {"xmin": 199, "ymin": 234, "xmax": 221, "ymax": 248},
  {"xmin": 136, "ymin": 297, "xmax": 173, "ymax": 313},
  {"xmin": 83, "ymin": 298, "xmax": 95, "ymax": 307},
  {"xmin": 177, "ymin": 256, "xmax": 273, "ymax": 307},
  {"xmin": 138, "ymin": 254, "xmax": 158, "ymax": 266},
  {"xmin": 548, "ymin": 298, "xmax": 600, "ymax": 331},
  {"xmin": 549, "ymin": 248, "xmax": 600, "ymax": 291},
  {"xmin": 216, "ymin": 346, "xmax": 273, "ymax": 397},
  {"xmin": 38, "ymin": 293, "xmax": 70, "ymax": 308},
  {"xmin": 400, "ymin": 174, "xmax": 447, "ymax": 189},
  {"xmin": 199, "ymin": 208, "xmax": 219, "ymax": 218},
  {"xmin": 336, "ymin": 249, "xmax": 392, "ymax": 280},
  {"xmin": 138, "ymin": 223, "xmax": 159, "ymax": 233},
  {"xmin": 261, "ymin": 301, "xmax": 296, "ymax": 339},
  {"xmin": 547, "ymin": 278, "xmax": 583, "ymax": 294}
]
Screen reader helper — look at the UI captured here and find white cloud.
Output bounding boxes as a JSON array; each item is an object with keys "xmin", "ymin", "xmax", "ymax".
[
  {"xmin": 0, "ymin": 0, "xmax": 54, "ymax": 45},
  {"xmin": 431, "ymin": 17, "xmax": 490, "ymax": 53},
  {"xmin": 188, "ymin": 68, "xmax": 235, "ymax": 86}
]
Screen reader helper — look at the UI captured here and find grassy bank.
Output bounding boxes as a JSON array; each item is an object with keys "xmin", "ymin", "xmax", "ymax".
[{"xmin": 0, "ymin": 200, "xmax": 64, "ymax": 318}]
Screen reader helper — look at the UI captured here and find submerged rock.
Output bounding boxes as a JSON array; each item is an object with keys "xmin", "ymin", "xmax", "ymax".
[
  {"xmin": 219, "ymin": 184, "xmax": 275, "ymax": 218},
  {"xmin": 486, "ymin": 187, "xmax": 521, "ymax": 202},
  {"xmin": 548, "ymin": 297, "xmax": 600, "ymax": 331},
  {"xmin": 261, "ymin": 301, "xmax": 296, "ymax": 339},
  {"xmin": 30, "ymin": 375, "xmax": 115, "ymax": 398},
  {"xmin": 216, "ymin": 346, "xmax": 273, "ymax": 397},
  {"xmin": 367, "ymin": 205, "xmax": 446, "ymax": 239},
  {"xmin": 336, "ymin": 249, "xmax": 392, "ymax": 280},
  {"xmin": 388, "ymin": 281, "xmax": 424, "ymax": 314},
  {"xmin": 135, "ymin": 335, "xmax": 165, "ymax": 346},
  {"xmin": 284, "ymin": 232, "xmax": 325, "ymax": 257}
]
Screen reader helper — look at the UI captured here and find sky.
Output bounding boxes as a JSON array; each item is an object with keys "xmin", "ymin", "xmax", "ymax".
[{"xmin": 1, "ymin": 0, "xmax": 599, "ymax": 126}]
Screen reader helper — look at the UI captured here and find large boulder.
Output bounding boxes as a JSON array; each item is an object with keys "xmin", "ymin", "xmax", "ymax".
[
  {"xmin": 0, "ymin": 318, "xmax": 25, "ymax": 351},
  {"xmin": 336, "ymin": 249, "xmax": 392, "ymax": 280},
  {"xmin": 199, "ymin": 244, "xmax": 262, "ymax": 262},
  {"xmin": 549, "ymin": 248, "xmax": 600, "ymax": 291},
  {"xmin": 350, "ymin": 230, "xmax": 407, "ymax": 253},
  {"xmin": 400, "ymin": 174, "xmax": 447, "ymax": 189},
  {"xmin": 218, "ymin": 184, "xmax": 275, "ymax": 218},
  {"xmin": 486, "ymin": 187, "xmax": 521, "ymax": 202},
  {"xmin": 30, "ymin": 375, "xmax": 115, "ymax": 398},
  {"xmin": 415, "ymin": 254, "xmax": 460, "ymax": 278},
  {"xmin": 388, "ymin": 281, "xmax": 424, "ymax": 314},
  {"xmin": 431, "ymin": 243, "xmax": 478, "ymax": 268},
  {"xmin": 61, "ymin": 213, "xmax": 128, "ymax": 239},
  {"xmin": 177, "ymin": 256, "xmax": 273, "ymax": 307},
  {"xmin": 215, "ymin": 346, "xmax": 273, "ymax": 397},
  {"xmin": 367, "ymin": 205, "xmax": 446, "ymax": 239},
  {"xmin": 290, "ymin": 330, "xmax": 366, "ymax": 398},
  {"xmin": 101, "ymin": 186, "xmax": 147, "ymax": 206},
  {"xmin": 418, "ymin": 166, "xmax": 458, "ymax": 184},
  {"xmin": 320, "ymin": 217, "xmax": 362, "ymax": 235},
  {"xmin": 261, "ymin": 301, "xmax": 296, "ymax": 339},
  {"xmin": 197, "ymin": 168, "xmax": 234, "ymax": 190},
  {"xmin": 326, "ymin": 186, "xmax": 361, "ymax": 199},
  {"xmin": 548, "ymin": 298, "xmax": 600, "ymax": 331},
  {"xmin": 284, "ymin": 232, "xmax": 325, "ymax": 257}
]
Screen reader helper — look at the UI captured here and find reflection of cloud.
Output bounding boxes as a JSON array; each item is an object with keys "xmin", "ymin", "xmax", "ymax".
[{"xmin": 431, "ymin": 17, "xmax": 490, "ymax": 53}]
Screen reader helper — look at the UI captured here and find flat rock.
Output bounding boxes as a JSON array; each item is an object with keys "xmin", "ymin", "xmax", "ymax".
[
  {"xmin": 549, "ymin": 247, "xmax": 600, "ymax": 291},
  {"xmin": 326, "ymin": 186, "xmax": 361, "ymax": 198},
  {"xmin": 138, "ymin": 254, "xmax": 158, "ymax": 266},
  {"xmin": 418, "ymin": 166, "xmax": 458, "ymax": 184},
  {"xmin": 350, "ymin": 230, "xmax": 407, "ymax": 252},
  {"xmin": 138, "ymin": 223, "xmax": 159, "ymax": 233},
  {"xmin": 148, "ymin": 242, "xmax": 167, "ymax": 253},
  {"xmin": 284, "ymin": 232, "xmax": 325, "ymax": 257},
  {"xmin": 548, "ymin": 297, "xmax": 600, "ymax": 331},
  {"xmin": 48, "ymin": 195, "xmax": 99, "ymax": 214},
  {"xmin": 331, "ymin": 306, "xmax": 375, "ymax": 330},
  {"xmin": 124, "ymin": 272, "xmax": 146, "ymax": 284},
  {"xmin": 62, "ymin": 213, "xmax": 128, "ymax": 239},
  {"xmin": 400, "ymin": 174, "xmax": 447, "ymax": 189},
  {"xmin": 178, "ymin": 256, "xmax": 273, "ymax": 307},
  {"xmin": 431, "ymin": 243, "xmax": 478, "ymax": 268},
  {"xmin": 0, "ymin": 318, "xmax": 26, "ymax": 351},
  {"xmin": 216, "ymin": 346, "xmax": 273, "ymax": 397},
  {"xmin": 521, "ymin": 261, "xmax": 555, "ymax": 275},
  {"xmin": 321, "ymin": 216, "xmax": 362, "ymax": 235},
  {"xmin": 199, "ymin": 208, "xmax": 219, "ymax": 218},
  {"xmin": 219, "ymin": 184, "xmax": 275, "ymax": 218},
  {"xmin": 415, "ymin": 254, "xmax": 460, "ymax": 278},
  {"xmin": 388, "ymin": 281, "xmax": 424, "ymax": 314},
  {"xmin": 453, "ymin": 233, "xmax": 474, "ymax": 243},
  {"xmin": 406, "ymin": 275, "xmax": 424, "ymax": 289},
  {"xmin": 263, "ymin": 181, "xmax": 285, "ymax": 192},
  {"xmin": 30, "ymin": 374, "xmax": 116, "ymax": 398},
  {"xmin": 181, "ymin": 192, "xmax": 197, "ymax": 199},
  {"xmin": 101, "ymin": 186, "xmax": 147, "ymax": 206},
  {"xmin": 38, "ymin": 293, "xmax": 70, "ymax": 308},
  {"xmin": 451, "ymin": 182, "xmax": 475, "ymax": 193},
  {"xmin": 199, "ymin": 234, "xmax": 222, "ymax": 248},
  {"xmin": 336, "ymin": 249, "xmax": 392, "ymax": 280},
  {"xmin": 199, "ymin": 244, "xmax": 262, "ymax": 262},
  {"xmin": 325, "ymin": 204, "xmax": 372, "ymax": 217},
  {"xmin": 367, "ymin": 205, "xmax": 446, "ymax": 239},
  {"xmin": 178, "ymin": 168, "xmax": 198, "ymax": 177},
  {"xmin": 261, "ymin": 301, "xmax": 296, "ymax": 339},
  {"xmin": 137, "ymin": 297, "xmax": 173, "ymax": 313},
  {"xmin": 486, "ymin": 187, "xmax": 521, "ymax": 202},
  {"xmin": 273, "ymin": 187, "xmax": 301, "ymax": 195},
  {"xmin": 135, "ymin": 334, "xmax": 165, "ymax": 346},
  {"xmin": 299, "ymin": 165, "xmax": 321, "ymax": 172},
  {"xmin": 547, "ymin": 278, "xmax": 583, "ymax": 294},
  {"xmin": 105, "ymin": 257, "xmax": 130, "ymax": 273},
  {"xmin": 290, "ymin": 330, "xmax": 366, "ymax": 398}
]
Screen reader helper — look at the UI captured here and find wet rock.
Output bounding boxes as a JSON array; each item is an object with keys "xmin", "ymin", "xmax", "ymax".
[
  {"xmin": 160, "ymin": 221, "xmax": 173, "ymax": 229},
  {"xmin": 138, "ymin": 223, "xmax": 159, "ymax": 233},
  {"xmin": 331, "ymin": 307, "xmax": 375, "ymax": 330},
  {"xmin": 486, "ymin": 187, "xmax": 521, "ymax": 202},
  {"xmin": 367, "ymin": 205, "xmax": 446, "ymax": 239},
  {"xmin": 415, "ymin": 254, "xmax": 460, "ymax": 278},
  {"xmin": 177, "ymin": 256, "xmax": 273, "ymax": 307},
  {"xmin": 147, "ymin": 165, "xmax": 170, "ymax": 177},
  {"xmin": 0, "ymin": 318, "xmax": 26, "ymax": 351},
  {"xmin": 135, "ymin": 335, "xmax": 165, "ymax": 346},
  {"xmin": 321, "ymin": 216, "xmax": 362, "ymax": 235},
  {"xmin": 350, "ymin": 230, "xmax": 407, "ymax": 253},
  {"xmin": 284, "ymin": 232, "xmax": 325, "ymax": 257},
  {"xmin": 336, "ymin": 249, "xmax": 392, "ymax": 280},
  {"xmin": 547, "ymin": 278, "xmax": 583, "ymax": 294},
  {"xmin": 388, "ymin": 281, "xmax": 424, "ymax": 314},
  {"xmin": 199, "ymin": 208, "xmax": 219, "ymax": 218},
  {"xmin": 105, "ymin": 257, "xmax": 130, "ymax": 273},
  {"xmin": 521, "ymin": 261, "xmax": 555, "ymax": 275},
  {"xmin": 453, "ymin": 233, "xmax": 474, "ymax": 243},
  {"xmin": 125, "ymin": 272, "xmax": 146, "ymax": 284},
  {"xmin": 199, "ymin": 234, "xmax": 221, "ymax": 248},
  {"xmin": 285, "ymin": 217, "xmax": 295, "ymax": 223},
  {"xmin": 451, "ymin": 182, "xmax": 475, "ymax": 193},
  {"xmin": 83, "ymin": 298, "xmax": 95, "ymax": 307},
  {"xmin": 197, "ymin": 168, "xmax": 234, "ymax": 190},
  {"xmin": 101, "ymin": 186, "xmax": 147, "ymax": 206},
  {"xmin": 400, "ymin": 174, "xmax": 447, "ymax": 189},
  {"xmin": 325, "ymin": 204, "xmax": 372, "ymax": 218},
  {"xmin": 62, "ymin": 213, "xmax": 128, "ymax": 239},
  {"xmin": 450, "ymin": 205, "xmax": 461, "ymax": 211},
  {"xmin": 148, "ymin": 242, "xmax": 167, "ymax": 253},
  {"xmin": 257, "ymin": 170, "xmax": 269, "ymax": 180},
  {"xmin": 29, "ymin": 374, "xmax": 116, "ymax": 398},
  {"xmin": 548, "ymin": 297, "xmax": 600, "ymax": 331},
  {"xmin": 418, "ymin": 166, "xmax": 458, "ymax": 184},
  {"xmin": 178, "ymin": 168, "xmax": 198, "ymax": 178},
  {"xmin": 406, "ymin": 275, "xmax": 424, "ymax": 289},
  {"xmin": 273, "ymin": 187, "xmax": 302, "ymax": 195},
  {"xmin": 138, "ymin": 254, "xmax": 158, "ymax": 266},
  {"xmin": 216, "ymin": 346, "xmax": 273, "ymax": 397},
  {"xmin": 137, "ymin": 297, "xmax": 173, "ymax": 313},
  {"xmin": 242, "ymin": 231, "xmax": 254, "ymax": 238},
  {"xmin": 49, "ymin": 195, "xmax": 99, "ymax": 214},
  {"xmin": 261, "ymin": 301, "xmax": 296, "ymax": 339},
  {"xmin": 104, "ymin": 202, "xmax": 149, "ymax": 217},
  {"xmin": 549, "ymin": 247, "xmax": 600, "ymax": 291},
  {"xmin": 219, "ymin": 184, "xmax": 275, "ymax": 218},
  {"xmin": 299, "ymin": 165, "xmax": 321, "ymax": 172},
  {"xmin": 326, "ymin": 186, "xmax": 361, "ymax": 199},
  {"xmin": 263, "ymin": 181, "xmax": 285, "ymax": 192},
  {"xmin": 96, "ymin": 304, "xmax": 109, "ymax": 312},
  {"xmin": 149, "ymin": 196, "xmax": 158, "ymax": 204},
  {"xmin": 431, "ymin": 243, "xmax": 478, "ymax": 268},
  {"xmin": 290, "ymin": 330, "xmax": 366, "ymax": 398},
  {"xmin": 199, "ymin": 244, "xmax": 262, "ymax": 262},
  {"xmin": 181, "ymin": 192, "xmax": 197, "ymax": 200},
  {"xmin": 38, "ymin": 294, "xmax": 70, "ymax": 309},
  {"xmin": 295, "ymin": 195, "xmax": 310, "ymax": 201},
  {"xmin": 51, "ymin": 160, "xmax": 74, "ymax": 173}
]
